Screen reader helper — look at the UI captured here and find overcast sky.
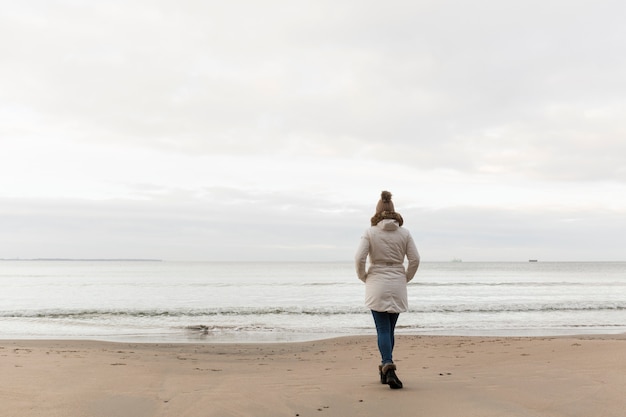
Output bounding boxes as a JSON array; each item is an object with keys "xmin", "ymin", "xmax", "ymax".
[{"xmin": 2, "ymin": 0, "xmax": 626, "ymax": 262}]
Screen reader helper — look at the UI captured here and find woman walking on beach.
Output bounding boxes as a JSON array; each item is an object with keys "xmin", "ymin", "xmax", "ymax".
[{"xmin": 355, "ymin": 191, "xmax": 420, "ymax": 389}]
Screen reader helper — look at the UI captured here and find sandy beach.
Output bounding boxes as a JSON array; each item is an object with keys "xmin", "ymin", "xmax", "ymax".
[{"xmin": 2, "ymin": 335, "xmax": 625, "ymax": 417}]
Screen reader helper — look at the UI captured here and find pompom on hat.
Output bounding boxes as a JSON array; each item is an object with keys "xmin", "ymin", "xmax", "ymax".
[
  {"xmin": 376, "ymin": 190, "xmax": 395, "ymax": 213},
  {"xmin": 371, "ymin": 190, "xmax": 404, "ymax": 226}
]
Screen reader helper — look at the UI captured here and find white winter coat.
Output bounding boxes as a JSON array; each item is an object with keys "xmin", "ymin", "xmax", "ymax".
[{"xmin": 355, "ymin": 219, "xmax": 420, "ymax": 313}]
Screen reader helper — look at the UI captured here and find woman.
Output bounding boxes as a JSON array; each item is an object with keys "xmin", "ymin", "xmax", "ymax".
[{"xmin": 355, "ymin": 191, "xmax": 420, "ymax": 389}]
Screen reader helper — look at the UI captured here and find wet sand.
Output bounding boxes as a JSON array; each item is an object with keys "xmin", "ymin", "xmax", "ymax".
[{"xmin": 2, "ymin": 335, "xmax": 625, "ymax": 417}]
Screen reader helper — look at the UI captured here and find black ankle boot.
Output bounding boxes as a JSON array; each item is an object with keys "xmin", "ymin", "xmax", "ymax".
[
  {"xmin": 378, "ymin": 365, "xmax": 385, "ymax": 384},
  {"xmin": 381, "ymin": 363, "xmax": 403, "ymax": 389}
]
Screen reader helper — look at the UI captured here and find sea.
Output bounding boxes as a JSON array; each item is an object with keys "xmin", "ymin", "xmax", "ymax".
[{"xmin": 1, "ymin": 261, "xmax": 625, "ymax": 343}]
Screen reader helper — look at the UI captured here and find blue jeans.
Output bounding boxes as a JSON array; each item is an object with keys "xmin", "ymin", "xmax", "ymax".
[{"xmin": 371, "ymin": 310, "xmax": 399, "ymax": 364}]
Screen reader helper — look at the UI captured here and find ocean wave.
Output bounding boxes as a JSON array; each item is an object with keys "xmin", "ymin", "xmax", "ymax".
[
  {"xmin": 411, "ymin": 281, "xmax": 626, "ymax": 287},
  {"xmin": 0, "ymin": 307, "xmax": 362, "ymax": 319},
  {"xmin": 2, "ymin": 302, "xmax": 625, "ymax": 319},
  {"xmin": 180, "ymin": 281, "xmax": 626, "ymax": 288},
  {"xmin": 417, "ymin": 302, "xmax": 626, "ymax": 313}
]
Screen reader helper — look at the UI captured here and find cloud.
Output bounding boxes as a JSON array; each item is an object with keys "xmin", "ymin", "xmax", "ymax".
[
  {"xmin": 2, "ymin": 1, "xmax": 626, "ymax": 260},
  {"xmin": 2, "ymin": 194, "xmax": 625, "ymax": 261},
  {"xmin": 408, "ymin": 204, "xmax": 626, "ymax": 262}
]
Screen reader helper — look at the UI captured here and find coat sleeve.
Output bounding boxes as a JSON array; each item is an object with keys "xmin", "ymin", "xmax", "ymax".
[
  {"xmin": 354, "ymin": 230, "xmax": 370, "ymax": 282},
  {"xmin": 405, "ymin": 232, "xmax": 420, "ymax": 282}
]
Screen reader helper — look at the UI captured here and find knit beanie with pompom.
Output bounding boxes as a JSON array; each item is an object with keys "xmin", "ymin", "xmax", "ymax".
[{"xmin": 370, "ymin": 190, "xmax": 404, "ymax": 226}]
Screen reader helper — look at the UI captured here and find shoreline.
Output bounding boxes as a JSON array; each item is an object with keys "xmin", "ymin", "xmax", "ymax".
[
  {"xmin": 2, "ymin": 330, "xmax": 626, "ymax": 344},
  {"xmin": 3, "ymin": 334, "xmax": 625, "ymax": 417},
  {"xmin": 2, "ymin": 327, "xmax": 625, "ymax": 345}
]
